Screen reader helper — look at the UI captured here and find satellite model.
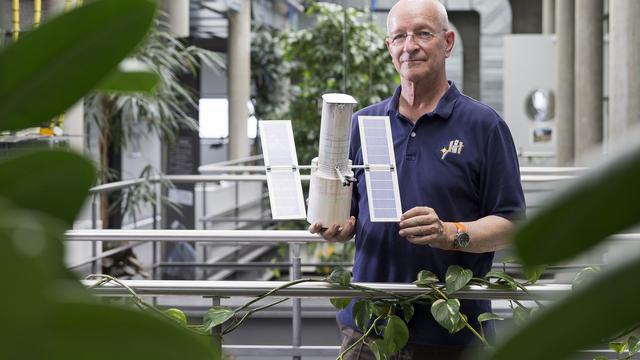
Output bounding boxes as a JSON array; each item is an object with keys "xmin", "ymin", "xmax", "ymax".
[{"xmin": 258, "ymin": 94, "xmax": 402, "ymax": 227}]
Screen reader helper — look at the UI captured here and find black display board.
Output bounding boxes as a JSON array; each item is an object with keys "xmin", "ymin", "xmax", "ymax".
[{"xmin": 162, "ymin": 70, "xmax": 200, "ymax": 279}]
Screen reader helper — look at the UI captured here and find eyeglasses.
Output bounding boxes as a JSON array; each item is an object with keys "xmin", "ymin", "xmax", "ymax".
[{"xmin": 389, "ymin": 30, "xmax": 445, "ymax": 47}]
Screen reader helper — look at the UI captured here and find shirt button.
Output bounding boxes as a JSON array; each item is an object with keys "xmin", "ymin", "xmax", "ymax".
[{"xmin": 411, "ymin": 132, "xmax": 416, "ymax": 138}]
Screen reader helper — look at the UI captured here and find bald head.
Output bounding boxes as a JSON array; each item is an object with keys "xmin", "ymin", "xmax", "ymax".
[{"xmin": 386, "ymin": 0, "xmax": 449, "ymax": 35}]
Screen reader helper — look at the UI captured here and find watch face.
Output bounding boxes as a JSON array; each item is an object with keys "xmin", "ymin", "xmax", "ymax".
[{"xmin": 455, "ymin": 232, "xmax": 470, "ymax": 248}]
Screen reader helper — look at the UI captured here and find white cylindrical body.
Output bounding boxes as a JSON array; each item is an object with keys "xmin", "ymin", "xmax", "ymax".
[
  {"xmin": 317, "ymin": 94, "xmax": 357, "ymax": 176},
  {"xmin": 307, "ymin": 158, "xmax": 353, "ymax": 227}
]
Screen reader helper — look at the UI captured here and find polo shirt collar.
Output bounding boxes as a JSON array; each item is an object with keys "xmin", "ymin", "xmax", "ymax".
[{"xmin": 386, "ymin": 81, "xmax": 460, "ymax": 120}]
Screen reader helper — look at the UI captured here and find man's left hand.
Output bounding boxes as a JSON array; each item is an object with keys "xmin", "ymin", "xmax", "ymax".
[{"xmin": 398, "ymin": 207, "xmax": 454, "ymax": 249}]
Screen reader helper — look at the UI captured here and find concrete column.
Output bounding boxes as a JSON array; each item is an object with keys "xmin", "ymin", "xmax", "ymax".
[
  {"xmin": 227, "ymin": 0, "xmax": 251, "ymax": 160},
  {"xmin": 574, "ymin": 0, "xmax": 604, "ymax": 164},
  {"xmin": 48, "ymin": 0, "xmax": 84, "ymax": 152},
  {"xmin": 555, "ymin": 0, "xmax": 575, "ymax": 165},
  {"xmin": 609, "ymin": 0, "xmax": 640, "ymax": 145},
  {"xmin": 63, "ymin": 100, "xmax": 84, "ymax": 152},
  {"xmin": 161, "ymin": 0, "xmax": 189, "ymax": 38},
  {"xmin": 542, "ymin": 0, "xmax": 555, "ymax": 34}
]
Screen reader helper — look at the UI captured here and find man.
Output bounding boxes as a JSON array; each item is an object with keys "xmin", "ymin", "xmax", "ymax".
[{"xmin": 309, "ymin": 0, "xmax": 525, "ymax": 358}]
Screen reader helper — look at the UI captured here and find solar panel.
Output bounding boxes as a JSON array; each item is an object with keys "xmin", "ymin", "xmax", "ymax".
[
  {"xmin": 259, "ymin": 120, "xmax": 306, "ymax": 220},
  {"xmin": 266, "ymin": 171, "xmax": 306, "ymax": 219},
  {"xmin": 259, "ymin": 121, "xmax": 298, "ymax": 167},
  {"xmin": 358, "ymin": 116, "xmax": 402, "ymax": 222}
]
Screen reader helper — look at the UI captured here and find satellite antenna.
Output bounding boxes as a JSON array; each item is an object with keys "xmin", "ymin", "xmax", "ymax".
[{"xmin": 259, "ymin": 94, "xmax": 402, "ymax": 227}]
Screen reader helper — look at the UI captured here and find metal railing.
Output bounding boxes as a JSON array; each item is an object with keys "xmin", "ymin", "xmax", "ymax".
[
  {"xmin": 84, "ymin": 278, "xmax": 570, "ymax": 300},
  {"xmin": 81, "ymin": 277, "xmax": 619, "ymax": 359},
  {"xmin": 68, "ymin": 164, "xmax": 624, "ymax": 359},
  {"xmin": 75, "ymin": 163, "xmax": 593, "ymax": 290}
]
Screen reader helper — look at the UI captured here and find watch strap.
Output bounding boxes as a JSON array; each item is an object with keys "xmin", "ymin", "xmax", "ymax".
[
  {"xmin": 452, "ymin": 222, "xmax": 469, "ymax": 249},
  {"xmin": 454, "ymin": 222, "xmax": 466, "ymax": 234}
]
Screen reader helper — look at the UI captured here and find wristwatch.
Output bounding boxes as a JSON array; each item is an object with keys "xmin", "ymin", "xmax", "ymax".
[{"xmin": 452, "ymin": 222, "xmax": 470, "ymax": 249}]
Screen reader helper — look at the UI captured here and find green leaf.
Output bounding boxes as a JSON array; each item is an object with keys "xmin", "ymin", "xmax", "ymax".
[
  {"xmin": 483, "ymin": 256, "xmax": 640, "ymax": 360},
  {"xmin": 592, "ymin": 357, "xmax": 608, "ymax": 360},
  {"xmin": 608, "ymin": 342, "xmax": 626, "ymax": 354},
  {"xmin": 431, "ymin": 299, "xmax": 461, "ymax": 334},
  {"xmin": 499, "ymin": 255, "xmax": 521, "ymax": 264},
  {"xmin": 478, "ymin": 312, "xmax": 504, "ymax": 323},
  {"xmin": 512, "ymin": 143, "xmax": 640, "ymax": 267},
  {"xmin": 0, "ymin": 0, "xmax": 156, "ymax": 131},
  {"xmin": 165, "ymin": 308, "xmax": 188, "ymax": 327},
  {"xmin": 203, "ymin": 306, "xmax": 235, "ymax": 331},
  {"xmin": 368, "ymin": 339, "xmax": 388, "ymax": 360},
  {"xmin": 373, "ymin": 301, "xmax": 391, "ymax": 317},
  {"xmin": 0, "ymin": 150, "xmax": 96, "ymax": 226},
  {"xmin": 523, "ymin": 264, "xmax": 546, "ymax": 283},
  {"xmin": 512, "ymin": 306, "xmax": 530, "ymax": 327},
  {"xmin": 453, "ymin": 313, "xmax": 468, "ymax": 333},
  {"xmin": 485, "ymin": 271, "xmax": 519, "ymax": 290},
  {"xmin": 413, "ymin": 269, "xmax": 439, "ymax": 287},
  {"xmin": 629, "ymin": 336, "xmax": 640, "ymax": 355},
  {"xmin": 400, "ymin": 303, "xmax": 415, "ymax": 323},
  {"xmin": 352, "ymin": 300, "xmax": 373, "ymax": 332},
  {"xmin": 572, "ymin": 266, "xmax": 601, "ymax": 289},
  {"xmin": 329, "ymin": 298, "xmax": 351, "ymax": 310},
  {"xmin": 445, "ymin": 265, "xmax": 473, "ymax": 294},
  {"xmin": 96, "ymin": 69, "xmax": 160, "ymax": 93},
  {"xmin": 44, "ymin": 301, "xmax": 215, "ymax": 360},
  {"xmin": 327, "ymin": 267, "xmax": 351, "ymax": 286},
  {"xmin": 383, "ymin": 315, "xmax": 409, "ymax": 354}
]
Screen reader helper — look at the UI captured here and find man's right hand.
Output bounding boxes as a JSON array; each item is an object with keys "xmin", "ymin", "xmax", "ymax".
[{"xmin": 308, "ymin": 216, "xmax": 356, "ymax": 243}]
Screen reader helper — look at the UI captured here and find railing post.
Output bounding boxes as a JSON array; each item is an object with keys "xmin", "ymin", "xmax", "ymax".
[
  {"xmin": 91, "ymin": 193, "xmax": 97, "ymax": 229},
  {"xmin": 152, "ymin": 182, "xmax": 160, "ymax": 281},
  {"xmin": 202, "ymin": 182, "xmax": 208, "ymax": 280},
  {"xmin": 234, "ymin": 180, "xmax": 240, "ymax": 230},
  {"xmin": 202, "ymin": 182, "xmax": 207, "ymax": 230},
  {"xmin": 153, "ymin": 181, "xmax": 160, "ymax": 230},
  {"xmin": 91, "ymin": 193, "xmax": 98, "ymax": 274},
  {"xmin": 210, "ymin": 296, "xmax": 223, "ymax": 360},
  {"xmin": 291, "ymin": 243, "xmax": 302, "ymax": 360}
]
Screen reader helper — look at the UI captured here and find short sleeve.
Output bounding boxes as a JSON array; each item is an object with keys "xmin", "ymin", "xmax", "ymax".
[{"xmin": 479, "ymin": 120, "xmax": 526, "ymax": 220}]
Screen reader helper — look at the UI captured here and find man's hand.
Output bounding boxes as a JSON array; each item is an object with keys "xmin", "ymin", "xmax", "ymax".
[
  {"xmin": 308, "ymin": 216, "xmax": 356, "ymax": 243},
  {"xmin": 399, "ymin": 207, "xmax": 454, "ymax": 249}
]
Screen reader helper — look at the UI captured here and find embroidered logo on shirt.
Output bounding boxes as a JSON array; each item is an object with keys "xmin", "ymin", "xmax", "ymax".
[{"xmin": 440, "ymin": 139, "xmax": 464, "ymax": 159}]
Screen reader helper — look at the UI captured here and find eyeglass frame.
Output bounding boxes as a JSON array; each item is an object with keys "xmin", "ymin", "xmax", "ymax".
[{"xmin": 388, "ymin": 29, "xmax": 448, "ymax": 47}]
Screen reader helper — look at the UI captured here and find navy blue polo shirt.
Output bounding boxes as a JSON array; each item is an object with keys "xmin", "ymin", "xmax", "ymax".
[{"xmin": 337, "ymin": 82, "xmax": 525, "ymax": 347}]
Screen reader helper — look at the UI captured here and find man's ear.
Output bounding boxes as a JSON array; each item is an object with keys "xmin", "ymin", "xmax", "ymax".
[
  {"xmin": 444, "ymin": 31, "xmax": 455, "ymax": 58},
  {"xmin": 385, "ymin": 37, "xmax": 393, "ymax": 55}
]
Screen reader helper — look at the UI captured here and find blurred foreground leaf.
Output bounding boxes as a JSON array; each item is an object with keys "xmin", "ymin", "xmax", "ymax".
[
  {"xmin": 484, "ymin": 256, "xmax": 640, "ymax": 360},
  {"xmin": 0, "ymin": 0, "xmax": 155, "ymax": 131},
  {"xmin": 0, "ymin": 150, "xmax": 95, "ymax": 227},
  {"xmin": 44, "ymin": 302, "xmax": 216, "ymax": 360},
  {"xmin": 96, "ymin": 68, "xmax": 160, "ymax": 93},
  {"xmin": 513, "ymin": 144, "xmax": 640, "ymax": 267}
]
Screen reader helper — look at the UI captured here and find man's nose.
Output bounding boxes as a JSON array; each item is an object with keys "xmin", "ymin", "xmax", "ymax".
[{"xmin": 403, "ymin": 34, "xmax": 420, "ymax": 52}]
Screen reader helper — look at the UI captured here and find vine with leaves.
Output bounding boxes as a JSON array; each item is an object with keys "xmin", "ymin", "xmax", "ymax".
[{"xmin": 90, "ymin": 262, "xmax": 550, "ymax": 360}]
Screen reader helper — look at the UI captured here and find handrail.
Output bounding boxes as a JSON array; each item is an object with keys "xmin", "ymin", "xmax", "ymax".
[
  {"xmin": 65, "ymin": 229, "xmax": 327, "ymax": 244},
  {"xmin": 196, "ymin": 165, "xmax": 588, "ymax": 175},
  {"xmin": 87, "ymin": 173, "xmax": 576, "ymax": 194},
  {"xmin": 83, "ymin": 279, "xmax": 570, "ymax": 301},
  {"xmin": 198, "ymin": 154, "xmax": 263, "ymax": 172},
  {"xmin": 64, "ymin": 229, "xmax": 640, "ymax": 245}
]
